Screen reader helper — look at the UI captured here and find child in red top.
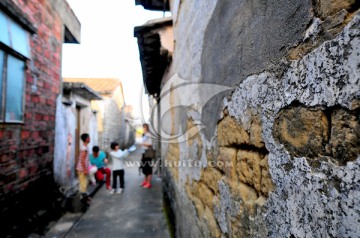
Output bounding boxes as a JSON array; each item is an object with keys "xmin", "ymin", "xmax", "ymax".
[{"xmin": 76, "ymin": 133, "xmax": 90, "ymax": 196}]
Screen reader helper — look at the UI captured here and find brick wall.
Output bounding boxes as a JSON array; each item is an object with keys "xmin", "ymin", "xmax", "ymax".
[
  {"xmin": 0, "ymin": 0, "xmax": 62, "ymax": 196},
  {"xmin": 0, "ymin": 0, "xmax": 76, "ymax": 236}
]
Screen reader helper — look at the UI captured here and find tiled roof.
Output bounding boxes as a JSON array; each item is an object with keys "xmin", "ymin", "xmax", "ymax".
[{"xmin": 63, "ymin": 78, "xmax": 122, "ymax": 94}]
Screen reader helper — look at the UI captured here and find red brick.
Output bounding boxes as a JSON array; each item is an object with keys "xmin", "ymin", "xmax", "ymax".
[
  {"xmin": 43, "ymin": 81, "xmax": 51, "ymax": 89},
  {"xmin": 18, "ymin": 168, "xmax": 28, "ymax": 179},
  {"xmin": 2, "ymin": 0, "xmax": 73, "ymax": 199},
  {"xmin": 29, "ymin": 164, "xmax": 38, "ymax": 176},
  {"xmin": 46, "ymin": 99, "xmax": 55, "ymax": 106},
  {"xmin": 6, "ymin": 161, "xmax": 17, "ymax": 171},
  {"xmin": 7, "ymin": 131, "xmax": 13, "ymax": 139},
  {"xmin": 39, "ymin": 97, "xmax": 46, "ymax": 104},
  {"xmin": 27, "ymin": 149, "xmax": 35, "ymax": 157},
  {"xmin": 31, "ymin": 131, "xmax": 40, "ymax": 138},
  {"xmin": 35, "ymin": 113, "xmax": 42, "ymax": 120},
  {"xmin": 51, "ymin": 86, "xmax": 58, "ymax": 93},
  {"xmin": 18, "ymin": 150, "xmax": 26, "ymax": 160},
  {"xmin": 0, "ymin": 154, "xmax": 9, "ymax": 163},
  {"xmin": 44, "ymin": 50, "xmax": 51, "ymax": 59},
  {"xmin": 25, "ymin": 112, "xmax": 32, "ymax": 119},
  {"xmin": 37, "ymin": 80, "xmax": 43, "ymax": 87},
  {"xmin": 26, "ymin": 74, "xmax": 33, "ymax": 83},
  {"xmin": 31, "ymin": 95, "xmax": 40, "ymax": 103},
  {"xmin": 21, "ymin": 131, "xmax": 30, "ymax": 139},
  {"xmin": 9, "ymin": 145, "xmax": 17, "ymax": 151}
]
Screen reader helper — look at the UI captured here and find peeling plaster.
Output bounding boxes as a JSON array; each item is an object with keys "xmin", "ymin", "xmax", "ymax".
[
  {"xmin": 224, "ymin": 12, "xmax": 360, "ymax": 237},
  {"xmin": 214, "ymin": 180, "xmax": 241, "ymax": 234}
]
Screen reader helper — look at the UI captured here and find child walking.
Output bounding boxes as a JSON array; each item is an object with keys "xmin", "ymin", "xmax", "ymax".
[{"xmin": 109, "ymin": 142, "xmax": 129, "ymax": 194}]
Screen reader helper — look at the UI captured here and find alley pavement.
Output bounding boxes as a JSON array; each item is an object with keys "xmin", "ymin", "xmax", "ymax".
[{"xmin": 46, "ymin": 147, "xmax": 170, "ymax": 238}]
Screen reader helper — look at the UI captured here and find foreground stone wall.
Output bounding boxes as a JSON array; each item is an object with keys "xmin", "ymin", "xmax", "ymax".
[{"xmin": 162, "ymin": 0, "xmax": 360, "ymax": 237}]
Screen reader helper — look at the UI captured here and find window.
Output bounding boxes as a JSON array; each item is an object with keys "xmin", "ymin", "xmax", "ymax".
[{"xmin": 0, "ymin": 9, "xmax": 30, "ymax": 123}]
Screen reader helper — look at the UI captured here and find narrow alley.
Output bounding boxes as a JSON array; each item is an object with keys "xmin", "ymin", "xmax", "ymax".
[
  {"xmin": 46, "ymin": 146, "xmax": 171, "ymax": 238},
  {"xmin": 1, "ymin": 0, "xmax": 360, "ymax": 237}
]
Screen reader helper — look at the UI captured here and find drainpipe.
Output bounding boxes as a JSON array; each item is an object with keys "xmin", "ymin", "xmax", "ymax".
[{"xmin": 156, "ymin": 95, "xmax": 162, "ymax": 176}]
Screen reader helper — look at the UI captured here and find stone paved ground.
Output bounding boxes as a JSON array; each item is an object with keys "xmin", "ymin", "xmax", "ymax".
[{"xmin": 46, "ymin": 148, "xmax": 170, "ymax": 238}]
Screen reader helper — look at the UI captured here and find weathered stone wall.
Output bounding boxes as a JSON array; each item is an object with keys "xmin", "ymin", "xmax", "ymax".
[{"xmin": 162, "ymin": 0, "xmax": 360, "ymax": 237}]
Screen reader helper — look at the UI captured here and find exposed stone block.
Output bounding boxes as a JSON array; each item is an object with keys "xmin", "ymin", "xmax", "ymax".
[
  {"xmin": 317, "ymin": 0, "xmax": 357, "ymax": 19},
  {"xmin": 330, "ymin": 108, "xmax": 360, "ymax": 164},
  {"xmin": 218, "ymin": 147, "xmax": 238, "ymax": 181},
  {"xmin": 259, "ymin": 155, "xmax": 275, "ymax": 196},
  {"xmin": 274, "ymin": 104, "xmax": 360, "ymax": 165},
  {"xmin": 192, "ymin": 196, "xmax": 205, "ymax": 219},
  {"xmin": 323, "ymin": 9, "xmax": 348, "ymax": 32},
  {"xmin": 350, "ymin": 99, "xmax": 360, "ymax": 110},
  {"xmin": 237, "ymin": 150, "xmax": 262, "ymax": 193},
  {"xmin": 198, "ymin": 182, "xmax": 215, "ymax": 210},
  {"xmin": 255, "ymin": 195, "xmax": 267, "ymax": 207},
  {"xmin": 203, "ymin": 207, "xmax": 221, "ymax": 238},
  {"xmin": 185, "ymin": 180, "xmax": 205, "ymax": 218},
  {"xmin": 273, "ymin": 105, "xmax": 329, "ymax": 158},
  {"xmin": 249, "ymin": 115, "xmax": 265, "ymax": 148},
  {"xmin": 218, "ymin": 116, "xmax": 249, "ymax": 147},
  {"xmin": 202, "ymin": 167, "xmax": 223, "ymax": 194},
  {"xmin": 238, "ymin": 183, "xmax": 258, "ymax": 203}
]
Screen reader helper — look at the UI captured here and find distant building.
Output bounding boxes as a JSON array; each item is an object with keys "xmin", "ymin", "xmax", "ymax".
[
  {"xmin": 0, "ymin": 0, "xmax": 80, "ymax": 236},
  {"xmin": 54, "ymin": 82, "xmax": 101, "ymax": 191},
  {"xmin": 134, "ymin": 16, "xmax": 174, "ymax": 174},
  {"xmin": 64, "ymin": 78, "xmax": 135, "ymax": 151}
]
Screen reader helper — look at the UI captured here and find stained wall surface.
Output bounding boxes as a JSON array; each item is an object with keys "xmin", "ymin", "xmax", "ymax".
[{"xmin": 161, "ymin": 0, "xmax": 360, "ymax": 237}]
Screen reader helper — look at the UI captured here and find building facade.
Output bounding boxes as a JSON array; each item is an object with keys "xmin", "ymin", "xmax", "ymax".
[
  {"xmin": 54, "ymin": 82, "xmax": 101, "ymax": 193},
  {"xmin": 0, "ymin": 0, "xmax": 80, "ymax": 236},
  {"xmin": 64, "ymin": 78, "xmax": 135, "ymax": 151},
  {"xmin": 136, "ymin": 0, "xmax": 360, "ymax": 237}
]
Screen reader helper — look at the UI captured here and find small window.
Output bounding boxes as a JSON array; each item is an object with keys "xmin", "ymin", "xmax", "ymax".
[{"xmin": 0, "ymin": 9, "xmax": 30, "ymax": 123}]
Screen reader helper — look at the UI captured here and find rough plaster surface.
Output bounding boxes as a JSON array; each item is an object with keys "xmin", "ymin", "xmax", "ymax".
[
  {"xmin": 202, "ymin": 0, "xmax": 313, "ymax": 86},
  {"xmin": 171, "ymin": 0, "xmax": 218, "ymax": 82},
  {"xmin": 199, "ymin": 0, "xmax": 313, "ymax": 139},
  {"xmin": 164, "ymin": 0, "xmax": 360, "ymax": 237},
  {"xmin": 225, "ymin": 12, "xmax": 360, "ymax": 237},
  {"xmin": 165, "ymin": 0, "xmax": 219, "ymax": 183}
]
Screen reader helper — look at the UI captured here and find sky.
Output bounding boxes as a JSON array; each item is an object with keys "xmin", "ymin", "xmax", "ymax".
[{"xmin": 62, "ymin": 0, "xmax": 169, "ymax": 119}]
